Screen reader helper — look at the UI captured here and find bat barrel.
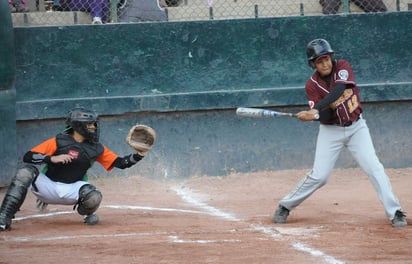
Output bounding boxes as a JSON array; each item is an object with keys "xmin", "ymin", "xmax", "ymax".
[{"xmin": 236, "ymin": 107, "xmax": 294, "ymax": 118}]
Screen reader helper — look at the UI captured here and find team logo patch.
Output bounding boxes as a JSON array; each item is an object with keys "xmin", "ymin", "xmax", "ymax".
[
  {"xmin": 338, "ymin": 69, "xmax": 349, "ymax": 80},
  {"xmin": 69, "ymin": 149, "xmax": 79, "ymax": 159},
  {"xmin": 308, "ymin": 100, "xmax": 315, "ymax": 109}
]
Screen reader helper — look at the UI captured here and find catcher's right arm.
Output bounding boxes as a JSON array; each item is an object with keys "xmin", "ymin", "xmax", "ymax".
[{"xmin": 125, "ymin": 124, "xmax": 157, "ymax": 156}]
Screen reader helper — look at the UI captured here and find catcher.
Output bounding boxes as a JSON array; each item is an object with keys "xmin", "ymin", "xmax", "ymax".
[{"xmin": 0, "ymin": 107, "xmax": 156, "ymax": 231}]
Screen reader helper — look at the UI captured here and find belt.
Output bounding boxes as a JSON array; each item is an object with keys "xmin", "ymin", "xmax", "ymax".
[{"xmin": 337, "ymin": 116, "xmax": 360, "ymax": 127}]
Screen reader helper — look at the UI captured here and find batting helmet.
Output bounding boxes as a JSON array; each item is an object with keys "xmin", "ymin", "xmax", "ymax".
[
  {"xmin": 65, "ymin": 107, "xmax": 100, "ymax": 143},
  {"xmin": 306, "ymin": 39, "xmax": 334, "ymax": 68}
]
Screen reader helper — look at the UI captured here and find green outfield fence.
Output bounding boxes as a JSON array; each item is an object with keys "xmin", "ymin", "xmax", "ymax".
[{"xmin": 1, "ymin": 1, "xmax": 411, "ymax": 185}]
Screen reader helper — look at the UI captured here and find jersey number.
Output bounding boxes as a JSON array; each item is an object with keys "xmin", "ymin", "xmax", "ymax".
[{"xmin": 348, "ymin": 95, "xmax": 359, "ymax": 113}]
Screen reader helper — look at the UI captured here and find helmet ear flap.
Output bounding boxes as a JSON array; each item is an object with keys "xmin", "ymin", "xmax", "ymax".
[{"xmin": 309, "ymin": 60, "xmax": 316, "ymax": 69}]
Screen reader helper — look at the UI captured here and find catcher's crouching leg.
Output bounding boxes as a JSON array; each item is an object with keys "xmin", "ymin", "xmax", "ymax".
[
  {"xmin": 75, "ymin": 184, "xmax": 102, "ymax": 225},
  {"xmin": 0, "ymin": 165, "xmax": 39, "ymax": 231}
]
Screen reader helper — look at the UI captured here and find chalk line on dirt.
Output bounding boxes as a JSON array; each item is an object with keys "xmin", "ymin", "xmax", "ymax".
[
  {"xmin": 2, "ymin": 231, "xmax": 170, "ymax": 242},
  {"xmin": 168, "ymin": 235, "xmax": 241, "ymax": 244},
  {"xmin": 104, "ymin": 205, "xmax": 211, "ymax": 215},
  {"xmin": 6, "ymin": 205, "xmax": 245, "ymax": 244},
  {"xmin": 12, "ymin": 204, "xmax": 211, "ymax": 222},
  {"xmin": 13, "ymin": 211, "xmax": 74, "ymax": 221},
  {"xmin": 7, "ymin": 191, "xmax": 344, "ymax": 264},
  {"xmin": 171, "ymin": 186, "xmax": 345, "ymax": 264}
]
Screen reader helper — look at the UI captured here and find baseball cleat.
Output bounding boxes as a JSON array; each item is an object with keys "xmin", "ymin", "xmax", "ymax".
[
  {"xmin": 0, "ymin": 224, "xmax": 8, "ymax": 232},
  {"xmin": 0, "ymin": 215, "xmax": 11, "ymax": 232},
  {"xmin": 36, "ymin": 199, "xmax": 48, "ymax": 212},
  {"xmin": 84, "ymin": 214, "xmax": 99, "ymax": 225},
  {"xmin": 391, "ymin": 210, "xmax": 407, "ymax": 227},
  {"xmin": 273, "ymin": 205, "xmax": 289, "ymax": 224}
]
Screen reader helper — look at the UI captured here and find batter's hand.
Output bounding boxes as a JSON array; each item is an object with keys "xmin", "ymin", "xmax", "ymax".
[
  {"xmin": 296, "ymin": 109, "xmax": 319, "ymax": 122},
  {"xmin": 51, "ymin": 154, "xmax": 74, "ymax": 164}
]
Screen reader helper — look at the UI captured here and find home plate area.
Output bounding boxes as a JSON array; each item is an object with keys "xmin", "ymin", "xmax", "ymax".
[{"xmin": 1, "ymin": 168, "xmax": 411, "ymax": 263}]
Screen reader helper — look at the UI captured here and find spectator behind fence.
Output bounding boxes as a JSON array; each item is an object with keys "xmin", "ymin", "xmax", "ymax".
[
  {"xmin": 164, "ymin": 0, "xmax": 182, "ymax": 6},
  {"xmin": 60, "ymin": 0, "xmax": 110, "ymax": 24},
  {"xmin": 118, "ymin": 0, "xmax": 167, "ymax": 22},
  {"xmin": 52, "ymin": 0, "xmax": 62, "ymax": 11},
  {"xmin": 320, "ymin": 0, "xmax": 387, "ymax": 14},
  {"xmin": 8, "ymin": 0, "xmax": 29, "ymax": 12}
]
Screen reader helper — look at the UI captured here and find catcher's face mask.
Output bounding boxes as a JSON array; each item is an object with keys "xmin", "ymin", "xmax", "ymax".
[{"xmin": 66, "ymin": 107, "xmax": 100, "ymax": 143}]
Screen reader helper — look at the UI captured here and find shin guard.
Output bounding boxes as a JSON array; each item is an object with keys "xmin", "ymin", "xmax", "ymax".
[{"xmin": 0, "ymin": 165, "xmax": 39, "ymax": 231}]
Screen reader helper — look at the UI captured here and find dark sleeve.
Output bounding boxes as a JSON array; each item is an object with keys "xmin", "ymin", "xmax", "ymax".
[
  {"xmin": 111, "ymin": 153, "xmax": 144, "ymax": 169},
  {"xmin": 313, "ymin": 83, "xmax": 346, "ymax": 110},
  {"xmin": 318, "ymin": 108, "xmax": 333, "ymax": 121},
  {"xmin": 23, "ymin": 151, "xmax": 52, "ymax": 164}
]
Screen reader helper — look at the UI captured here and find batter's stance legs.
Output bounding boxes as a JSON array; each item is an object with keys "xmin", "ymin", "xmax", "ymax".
[{"xmin": 0, "ymin": 165, "xmax": 39, "ymax": 231}]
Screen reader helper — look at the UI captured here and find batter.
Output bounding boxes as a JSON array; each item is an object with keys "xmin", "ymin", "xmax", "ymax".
[{"xmin": 273, "ymin": 39, "xmax": 407, "ymax": 227}]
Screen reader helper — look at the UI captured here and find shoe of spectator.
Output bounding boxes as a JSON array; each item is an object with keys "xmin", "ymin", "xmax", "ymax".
[{"xmin": 92, "ymin": 17, "xmax": 103, "ymax": 25}]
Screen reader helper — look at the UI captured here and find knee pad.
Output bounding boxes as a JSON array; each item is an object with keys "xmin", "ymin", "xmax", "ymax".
[
  {"xmin": 76, "ymin": 184, "xmax": 102, "ymax": 216},
  {"xmin": 7, "ymin": 164, "xmax": 38, "ymax": 204},
  {"xmin": 15, "ymin": 164, "xmax": 39, "ymax": 187}
]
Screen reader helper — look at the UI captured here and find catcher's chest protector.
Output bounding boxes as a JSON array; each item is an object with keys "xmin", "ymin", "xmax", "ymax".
[{"xmin": 46, "ymin": 134, "xmax": 104, "ymax": 183}]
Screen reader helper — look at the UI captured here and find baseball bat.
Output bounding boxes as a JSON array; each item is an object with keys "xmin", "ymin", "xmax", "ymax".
[{"xmin": 236, "ymin": 107, "xmax": 297, "ymax": 118}]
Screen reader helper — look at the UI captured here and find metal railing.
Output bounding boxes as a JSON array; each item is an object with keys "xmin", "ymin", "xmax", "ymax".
[{"xmin": 9, "ymin": 0, "xmax": 412, "ymax": 26}]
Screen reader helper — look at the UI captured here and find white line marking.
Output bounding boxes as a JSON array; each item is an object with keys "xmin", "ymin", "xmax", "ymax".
[
  {"xmin": 171, "ymin": 186, "xmax": 345, "ymax": 264},
  {"xmin": 249, "ymin": 224, "xmax": 283, "ymax": 239},
  {"xmin": 13, "ymin": 204, "xmax": 209, "ymax": 222},
  {"xmin": 293, "ymin": 243, "xmax": 345, "ymax": 264},
  {"xmin": 8, "ymin": 198, "xmax": 344, "ymax": 263},
  {"xmin": 3, "ymin": 232, "xmax": 170, "ymax": 242},
  {"xmin": 168, "ymin": 236, "xmax": 241, "ymax": 244},
  {"xmin": 104, "ymin": 205, "xmax": 208, "ymax": 215},
  {"xmin": 14, "ymin": 211, "xmax": 74, "ymax": 221},
  {"xmin": 172, "ymin": 187, "xmax": 238, "ymax": 221}
]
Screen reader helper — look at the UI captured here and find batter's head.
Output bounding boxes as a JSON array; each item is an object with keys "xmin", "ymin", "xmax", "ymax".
[
  {"xmin": 65, "ymin": 107, "xmax": 100, "ymax": 143},
  {"xmin": 306, "ymin": 39, "xmax": 335, "ymax": 69}
]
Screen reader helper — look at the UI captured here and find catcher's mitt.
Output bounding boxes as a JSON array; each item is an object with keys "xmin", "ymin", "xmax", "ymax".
[{"xmin": 125, "ymin": 124, "xmax": 157, "ymax": 156}]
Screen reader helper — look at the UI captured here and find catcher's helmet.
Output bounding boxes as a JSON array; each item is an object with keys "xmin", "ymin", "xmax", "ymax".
[
  {"xmin": 306, "ymin": 39, "xmax": 334, "ymax": 68},
  {"xmin": 65, "ymin": 107, "xmax": 100, "ymax": 143}
]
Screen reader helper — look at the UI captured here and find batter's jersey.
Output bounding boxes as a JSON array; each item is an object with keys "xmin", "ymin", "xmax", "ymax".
[
  {"xmin": 305, "ymin": 59, "xmax": 362, "ymax": 126},
  {"xmin": 30, "ymin": 133, "xmax": 118, "ymax": 183}
]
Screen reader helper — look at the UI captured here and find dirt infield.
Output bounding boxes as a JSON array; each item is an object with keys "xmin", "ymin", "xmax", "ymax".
[{"xmin": 1, "ymin": 168, "xmax": 411, "ymax": 264}]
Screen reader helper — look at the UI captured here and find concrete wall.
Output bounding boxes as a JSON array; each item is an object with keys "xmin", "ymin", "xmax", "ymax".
[
  {"xmin": 0, "ymin": 1, "xmax": 17, "ymax": 186},
  {"xmin": 9, "ymin": 11, "xmax": 412, "ymax": 183}
]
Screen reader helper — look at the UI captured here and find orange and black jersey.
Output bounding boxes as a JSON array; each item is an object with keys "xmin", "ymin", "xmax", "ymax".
[{"xmin": 23, "ymin": 133, "xmax": 119, "ymax": 183}]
